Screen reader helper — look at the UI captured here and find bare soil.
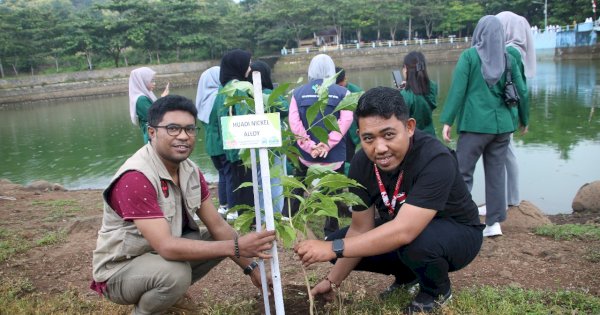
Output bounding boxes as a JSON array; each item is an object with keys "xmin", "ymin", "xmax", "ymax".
[{"xmin": 0, "ymin": 179, "xmax": 599, "ymax": 314}]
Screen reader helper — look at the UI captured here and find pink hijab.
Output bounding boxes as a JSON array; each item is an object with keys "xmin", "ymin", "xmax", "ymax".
[{"xmin": 128, "ymin": 67, "xmax": 157, "ymax": 125}]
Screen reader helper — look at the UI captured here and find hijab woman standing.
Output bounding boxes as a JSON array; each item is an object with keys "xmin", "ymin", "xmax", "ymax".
[
  {"xmin": 288, "ymin": 54, "xmax": 353, "ymax": 235},
  {"xmin": 212, "ymin": 49, "xmax": 253, "ymax": 219},
  {"xmin": 440, "ymin": 16, "xmax": 528, "ymax": 237},
  {"xmin": 128, "ymin": 67, "xmax": 169, "ymax": 143},
  {"xmin": 496, "ymin": 11, "xmax": 536, "ymax": 212},
  {"xmin": 196, "ymin": 66, "xmax": 233, "ymax": 217}
]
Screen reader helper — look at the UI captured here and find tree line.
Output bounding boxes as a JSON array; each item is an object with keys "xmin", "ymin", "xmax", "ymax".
[{"xmin": 0, "ymin": 0, "xmax": 593, "ymax": 78}]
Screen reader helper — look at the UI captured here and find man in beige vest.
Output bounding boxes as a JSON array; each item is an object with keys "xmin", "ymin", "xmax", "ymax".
[{"xmin": 91, "ymin": 95, "xmax": 275, "ymax": 314}]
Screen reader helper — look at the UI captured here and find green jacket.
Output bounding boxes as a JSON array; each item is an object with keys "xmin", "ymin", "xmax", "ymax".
[
  {"xmin": 440, "ymin": 47, "xmax": 528, "ymax": 134},
  {"xmin": 401, "ymin": 80, "xmax": 438, "ymax": 136},
  {"xmin": 346, "ymin": 82, "xmax": 363, "ymax": 146},
  {"xmin": 201, "ymin": 88, "xmax": 225, "ymax": 157},
  {"xmin": 135, "ymin": 96, "xmax": 153, "ymax": 144}
]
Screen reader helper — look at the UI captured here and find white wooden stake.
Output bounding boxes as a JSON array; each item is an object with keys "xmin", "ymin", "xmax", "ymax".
[
  {"xmin": 252, "ymin": 71, "xmax": 285, "ymax": 314},
  {"xmin": 250, "ymin": 148, "xmax": 271, "ymax": 315}
]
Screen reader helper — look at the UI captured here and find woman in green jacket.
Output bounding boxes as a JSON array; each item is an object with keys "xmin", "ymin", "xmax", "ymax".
[
  {"xmin": 496, "ymin": 11, "xmax": 536, "ymax": 212},
  {"xmin": 128, "ymin": 67, "xmax": 169, "ymax": 143},
  {"xmin": 440, "ymin": 15, "xmax": 528, "ymax": 237},
  {"xmin": 400, "ymin": 51, "xmax": 438, "ymax": 136},
  {"xmin": 214, "ymin": 49, "xmax": 253, "ymax": 219}
]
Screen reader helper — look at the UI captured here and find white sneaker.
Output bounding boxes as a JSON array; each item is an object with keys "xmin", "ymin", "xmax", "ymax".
[
  {"xmin": 478, "ymin": 205, "xmax": 487, "ymax": 216},
  {"xmin": 226, "ymin": 211, "xmax": 238, "ymax": 221},
  {"xmin": 483, "ymin": 222, "xmax": 502, "ymax": 237},
  {"xmin": 217, "ymin": 205, "xmax": 228, "ymax": 216}
]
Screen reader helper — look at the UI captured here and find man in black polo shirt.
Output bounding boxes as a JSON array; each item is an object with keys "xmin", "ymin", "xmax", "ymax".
[{"xmin": 295, "ymin": 87, "xmax": 483, "ymax": 313}]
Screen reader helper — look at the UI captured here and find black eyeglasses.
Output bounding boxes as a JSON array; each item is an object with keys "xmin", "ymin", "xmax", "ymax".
[{"xmin": 150, "ymin": 124, "xmax": 199, "ymax": 137}]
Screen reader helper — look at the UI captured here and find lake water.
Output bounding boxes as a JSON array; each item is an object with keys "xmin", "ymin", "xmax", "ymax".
[{"xmin": 1, "ymin": 60, "xmax": 599, "ymax": 214}]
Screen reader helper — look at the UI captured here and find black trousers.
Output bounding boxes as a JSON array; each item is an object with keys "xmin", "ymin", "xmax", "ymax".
[
  {"xmin": 326, "ymin": 217, "xmax": 483, "ymax": 296},
  {"xmin": 231, "ymin": 160, "xmax": 254, "ymax": 213}
]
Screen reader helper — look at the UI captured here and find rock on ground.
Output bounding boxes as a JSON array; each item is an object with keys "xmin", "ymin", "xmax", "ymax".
[{"xmin": 572, "ymin": 180, "xmax": 600, "ymax": 214}]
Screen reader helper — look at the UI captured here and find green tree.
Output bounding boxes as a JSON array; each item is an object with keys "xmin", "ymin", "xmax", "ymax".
[
  {"xmin": 343, "ymin": 0, "xmax": 375, "ymax": 43},
  {"xmin": 412, "ymin": 0, "xmax": 445, "ymax": 39},
  {"xmin": 253, "ymin": 0, "xmax": 319, "ymax": 49},
  {"xmin": 438, "ymin": 0, "xmax": 483, "ymax": 37},
  {"xmin": 376, "ymin": 0, "xmax": 410, "ymax": 40}
]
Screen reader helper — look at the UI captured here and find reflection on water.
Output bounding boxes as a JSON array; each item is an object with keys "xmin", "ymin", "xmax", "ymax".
[{"xmin": 1, "ymin": 60, "xmax": 599, "ymax": 214}]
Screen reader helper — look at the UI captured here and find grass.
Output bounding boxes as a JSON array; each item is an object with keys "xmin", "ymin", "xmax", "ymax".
[
  {"xmin": 0, "ymin": 225, "xmax": 69, "ymax": 263},
  {"xmin": 0, "ymin": 278, "xmax": 129, "ymax": 315},
  {"xmin": 1, "ymin": 279, "xmax": 598, "ymax": 315},
  {"xmin": 31, "ymin": 199, "xmax": 83, "ymax": 221},
  {"xmin": 35, "ymin": 229, "xmax": 67, "ymax": 246},
  {"xmin": 534, "ymin": 224, "xmax": 600, "ymax": 241},
  {"xmin": 0, "ymin": 228, "xmax": 32, "ymax": 263}
]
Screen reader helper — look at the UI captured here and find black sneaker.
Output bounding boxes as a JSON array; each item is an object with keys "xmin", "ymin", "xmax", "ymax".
[
  {"xmin": 379, "ymin": 279, "xmax": 420, "ymax": 299},
  {"xmin": 404, "ymin": 287, "xmax": 452, "ymax": 314}
]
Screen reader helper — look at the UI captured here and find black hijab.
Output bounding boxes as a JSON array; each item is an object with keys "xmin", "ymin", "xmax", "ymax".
[
  {"xmin": 219, "ymin": 49, "xmax": 252, "ymax": 86},
  {"xmin": 249, "ymin": 60, "xmax": 274, "ymax": 90}
]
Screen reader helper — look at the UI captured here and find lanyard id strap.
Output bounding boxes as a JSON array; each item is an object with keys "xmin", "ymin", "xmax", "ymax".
[{"xmin": 373, "ymin": 163, "xmax": 404, "ymax": 217}]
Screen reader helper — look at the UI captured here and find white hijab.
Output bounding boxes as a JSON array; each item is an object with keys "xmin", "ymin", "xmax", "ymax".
[
  {"xmin": 195, "ymin": 66, "xmax": 221, "ymax": 124},
  {"xmin": 128, "ymin": 67, "xmax": 157, "ymax": 126},
  {"xmin": 308, "ymin": 54, "xmax": 336, "ymax": 81},
  {"xmin": 496, "ymin": 11, "xmax": 537, "ymax": 78}
]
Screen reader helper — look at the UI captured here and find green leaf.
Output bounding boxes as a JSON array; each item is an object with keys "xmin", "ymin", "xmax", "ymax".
[
  {"xmin": 313, "ymin": 199, "xmax": 338, "ymax": 218},
  {"xmin": 305, "ymin": 101, "xmax": 321, "ymax": 126},
  {"xmin": 233, "ymin": 210, "xmax": 256, "ymax": 233},
  {"xmin": 317, "ymin": 75, "xmax": 337, "ymax": 101},
  {"xmin": 281, "ymin": 176, "xmax": 307, "ymax": 191},
  {"xmin": 315, "ymin": 173, "xmax": 364, "ymax": 191},
  {"xmin": 235, "ymin": 181, "xmax": 254, "ymax": 191},
  {"xmin": 267, "ymin": 82, "xmax": 290, "ymax": 108},
  {"xmin": 310, "ymin": 126, "xmax": 329, "ymax": 144},
  {"xmin": 222, "ymin": 80, "xmax": 254, "ymax": 96},
  {"xmin": 223, "ymin": 95, "xmax": 249, "ymax": 108},
  {"xmin": 335, "ymin": 92, "xmax": 363, "ymax": 112},
  {"xmin": 305, "ymin": 165, "xmax": 337, "ymax": 183},
  {"xmin": 323, "ymin": 115, "xmax": 340, "ymax": 133},
  {"xmin": 334, "ymin": 192, "xmax": 367, "ymax": 208},
  {"xmin": 276, "ymin": 224, "xmax": 297, "ymax": 248}
]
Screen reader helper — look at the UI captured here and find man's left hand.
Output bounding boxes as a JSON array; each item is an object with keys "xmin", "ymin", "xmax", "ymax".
[
  {"xmin": 294, "ymin": 240, "xmax": 335, "ymax": 267},
  {"xmin": 249, "ymin": 267, "xmax": 273, "ymax": 295}
]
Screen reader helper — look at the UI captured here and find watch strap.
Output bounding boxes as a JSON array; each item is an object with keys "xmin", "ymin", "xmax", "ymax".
[
  {"xmin": 332, "ymin": 239, "xmax": 344, "ymax": 258},
  {"xmin": 243, "ymin": 261, "xmax": 259, "ymax": 275}
]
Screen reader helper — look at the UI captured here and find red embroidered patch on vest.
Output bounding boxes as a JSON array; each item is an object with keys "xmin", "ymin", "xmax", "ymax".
[{"xmin": 160, "ymin": 180, "xmax": 169, "ymax": 198}]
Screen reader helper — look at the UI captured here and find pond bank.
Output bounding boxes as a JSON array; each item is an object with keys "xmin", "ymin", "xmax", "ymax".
[{"xmin": 1, "ymin": 41, "xmax": 598, "ymax": 106}]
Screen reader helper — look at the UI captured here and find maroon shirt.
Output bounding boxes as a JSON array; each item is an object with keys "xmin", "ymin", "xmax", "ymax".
[{"xmin": 90, "ymin": 169, "xmax": 210, "ymax": 295}]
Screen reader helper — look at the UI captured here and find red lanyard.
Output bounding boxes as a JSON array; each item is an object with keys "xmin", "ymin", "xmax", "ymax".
[{"xmin": 373, "ymin": 163, "xmax": 405, "ymax": 217}]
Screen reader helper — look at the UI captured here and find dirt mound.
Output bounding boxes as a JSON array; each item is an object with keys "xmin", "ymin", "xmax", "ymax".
[{"xmin": 503, "ymin": 200, "xmax": 552, "ymax": 231}]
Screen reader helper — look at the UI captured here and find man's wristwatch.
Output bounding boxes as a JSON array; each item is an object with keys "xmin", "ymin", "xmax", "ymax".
[
  {"xmin": 332, "ymin": 239, "xmax": 344, "ymax": 258},
  {"xmin": 243, "ymin": 261, "xmax": 259, "ymax": 275}
]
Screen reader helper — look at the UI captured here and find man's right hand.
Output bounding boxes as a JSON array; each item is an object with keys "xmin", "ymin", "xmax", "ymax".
[
  {"xmin": 238, "ymin": 230, "xmax": 276, "ymax": 259},
  {"xmin": 310, "ymin": 279, "xmax": 335, "ymax": 301}
]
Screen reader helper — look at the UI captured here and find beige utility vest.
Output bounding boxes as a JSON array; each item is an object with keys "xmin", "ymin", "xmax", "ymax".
[{"xmin": 92, "ymin": 144, "xmax": 202, "ymax": 282}]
